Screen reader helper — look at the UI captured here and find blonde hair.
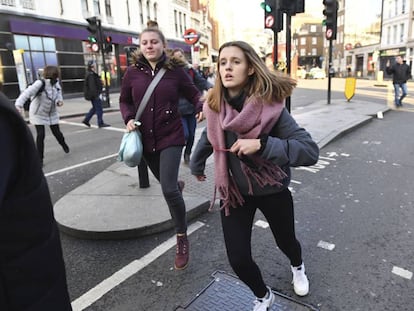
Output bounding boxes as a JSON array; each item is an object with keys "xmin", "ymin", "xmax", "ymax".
[{"xmin": 206, "ymin": 41, "xmax": 296, "ymax": 112}]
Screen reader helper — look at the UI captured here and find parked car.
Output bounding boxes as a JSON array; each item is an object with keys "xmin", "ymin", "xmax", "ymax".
[{"xmin": 307, "ymin": 67, "xmax": 326, "ymax": 79}]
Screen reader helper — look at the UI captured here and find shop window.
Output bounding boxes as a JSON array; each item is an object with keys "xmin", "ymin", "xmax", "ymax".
[{"xmin": 13, "ymin": 34, "xmax": 58, "ymax": 83}]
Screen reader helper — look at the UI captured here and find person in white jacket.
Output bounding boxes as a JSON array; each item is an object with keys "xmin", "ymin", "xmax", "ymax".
[{"xmin": 15, "ymin": 65, "xmax": 69, "ymax": 166}]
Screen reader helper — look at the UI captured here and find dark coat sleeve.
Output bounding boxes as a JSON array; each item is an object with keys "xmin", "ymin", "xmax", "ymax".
[
  {"xmin": 261, "ymin": 108, "xmax": 319, "ymax": 167},
  {"xmin": 190, "ymin": 127, "xmax": 213, "ymax": 175},
  {"xmin": 193, "ymin": 69, "xmax": 213, "ymax": 92}
]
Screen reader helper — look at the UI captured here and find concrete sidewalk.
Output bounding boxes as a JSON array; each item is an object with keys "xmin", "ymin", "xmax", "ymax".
[{"xmin": 53, "ymin": 94, "xmax": 390, "ymax": 239}]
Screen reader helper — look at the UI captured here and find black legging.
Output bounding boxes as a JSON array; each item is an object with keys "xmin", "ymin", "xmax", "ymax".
[
  {"xmin": 144, "ymin": 146, "xmax": 187, "ymax": 234},
  {"xmin": 220, "ymin": 188, "xmax": 302, "ymax": 298},
  {"xmin": 35, "ymin": 124, "xmax": 66, "ymax": 160}
]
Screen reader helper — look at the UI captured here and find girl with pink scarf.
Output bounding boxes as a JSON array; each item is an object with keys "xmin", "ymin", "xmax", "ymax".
[{"xmin": 190, "ymin": 41, "xmax": 319, "ymax": 311}]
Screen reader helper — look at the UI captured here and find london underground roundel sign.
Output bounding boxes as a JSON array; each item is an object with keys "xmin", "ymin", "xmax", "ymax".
[{"xmin": 183, "ymin": 28, "xmax": 200, "ymax": 45}]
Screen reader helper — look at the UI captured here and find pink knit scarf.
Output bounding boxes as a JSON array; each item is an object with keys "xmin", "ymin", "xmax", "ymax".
[{"xmin": 204, "ymin": 96, "xmax": 286, "ymax": 216}]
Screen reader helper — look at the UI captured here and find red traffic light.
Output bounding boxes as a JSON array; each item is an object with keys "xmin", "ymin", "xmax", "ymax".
[{"xmin": 105, "ymin": 36, "xmax": 112, "ymax": 44}]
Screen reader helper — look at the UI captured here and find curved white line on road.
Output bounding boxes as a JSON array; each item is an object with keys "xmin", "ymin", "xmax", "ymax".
[
  {"xmin": 44, "ymin": 153, "xmax": 118, "ymax": 177},
  {"xmin": 70, "ymin": 221, "xmax": 205, "ymax": 311}
]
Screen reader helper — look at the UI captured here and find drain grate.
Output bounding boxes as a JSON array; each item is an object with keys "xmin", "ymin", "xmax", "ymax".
[{"xmin": 175, "ymin": 271, "xmax": 319, "ymax": 311}]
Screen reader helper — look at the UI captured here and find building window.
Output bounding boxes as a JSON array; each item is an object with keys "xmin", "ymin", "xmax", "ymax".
[
  {"xmin": 310, "ymin": 25, "xmax": 316, "ymax": 32},
  {"xmin": 174, "ymin": 10, "xmax": 178, "ymax": 36},
  {"xmin": 300, "ymin": 37, "xmax": 306, "ymax": 45},
  {"xmin": 393, "ymin": 25, "xmax": 397, "ymax": 44},
  {"xmin": 300, "ymin": 48, "xmax": 306, "ymax": 56},
  {"xmin": 153, "ymin": 2, "xmax": 157, "ymax": 21},
  {"xmin": 146, "ymin": 0, "xmax": 150, "ymax": 21},
  {"xmin": 311, "ymin": 37, "xmax": 317, "ymax": 45},
  {"xmin": 105, "ymin": 0, "xmax": 112, "ymax": 17},
  {"xmin": 394, "ymin": 0, "xmax": 397, "ymax": 16},
  {"xmin": 179, "ymin": 12, "xmax": 183, "ymax": 35},
  {"xmin": 400, "ymin": 23, "xmax": 404, "ymax": 42},
  {"xmin": 93, "ymin": 0, "xmax": 100, "ymax": 15},
  {"xmin": 126, "ymin": 0, "xmax": 130, "ymax": 24},
  {"xmin": 312, "ymin": 48, "xmax": 317, "ymax": 56},
  {"xmin": 81, "ymin": 0, "xmax": 88, "ymax": 11},
  {"xmin": 402, "ymin": 0, "xmax": 406, "ymax": 13},
  {"xmin": 14, "ymin": 35, "xmax": 57, "ymax": 83},
  {"xmin": 386, "ymin": 26, "xmax": 390, "ymax": 44},
  {"xmin": 139, "ymin": 0, "xmax": 144, "ymax": 25},
  {"xmin": 1, "ymin": 0, "xmax": 16, "ymax": 6},
  {"xmin": 21, "ymin": 0, "xmax": 34, "ymax": 9}
]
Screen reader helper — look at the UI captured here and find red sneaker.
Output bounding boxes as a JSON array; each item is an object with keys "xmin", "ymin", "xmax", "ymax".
[{"xmin": 174, "ymin": 234, "xmax": 189, "ymax": 270}]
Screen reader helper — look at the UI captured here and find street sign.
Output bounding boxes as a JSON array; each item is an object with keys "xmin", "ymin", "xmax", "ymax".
[
  {"xmin": 265, "ymin": 15, "xmax": 274, "ymax": 28},
  {"xmin": 183, "ymin": 28, "xmax": 200, "ymax": 45},
  {"xmin": 344, "ymin": 77, "xmax": 356, "ymax": 101}
]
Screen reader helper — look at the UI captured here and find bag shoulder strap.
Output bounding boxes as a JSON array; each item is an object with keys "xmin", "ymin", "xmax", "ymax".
[{"xmin": 134, "ymin": 68, "xmax": 166, "ymax": 121}]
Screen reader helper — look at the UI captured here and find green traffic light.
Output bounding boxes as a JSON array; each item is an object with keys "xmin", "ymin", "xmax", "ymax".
[
  {"xmin": 88, "ymin": 36, "xmax": 97, "ymax": 43},
  {"xmin": 260, "ymin": 2, "xmax": 272, "ymax": 13}
]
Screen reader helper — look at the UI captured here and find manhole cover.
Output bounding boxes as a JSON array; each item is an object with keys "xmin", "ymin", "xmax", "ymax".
[{"xmin": 175, "ymin": 271, "xmax": 319, "ymax": 311}]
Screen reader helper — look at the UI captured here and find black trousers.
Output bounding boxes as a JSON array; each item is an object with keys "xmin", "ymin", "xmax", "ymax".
[
  {"xmin": 220, "ymin": 188, "xmax": 302, "ymax": 298},
  {"xmin": 35, "ymin": 124, "xmax": 66, "ymax": 160}
]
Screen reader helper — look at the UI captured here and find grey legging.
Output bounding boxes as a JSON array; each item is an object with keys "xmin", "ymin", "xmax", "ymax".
[{"xmin": 144, "ymin": 146, "xmax": 187, "ymax": 233}]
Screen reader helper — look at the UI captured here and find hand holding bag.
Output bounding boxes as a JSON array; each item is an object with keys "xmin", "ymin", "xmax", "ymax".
[{"xmin": 117, "ymin": 68, "xmax": 166, "ymax": 167}]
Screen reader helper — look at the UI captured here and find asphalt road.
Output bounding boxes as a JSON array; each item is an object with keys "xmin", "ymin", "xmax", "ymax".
[{"xmin": 39, "ymin": 79, "xmax": 413, "ymax": 310}]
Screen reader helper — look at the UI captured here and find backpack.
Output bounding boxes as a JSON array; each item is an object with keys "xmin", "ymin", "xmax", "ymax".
[{"xmin": 23, "ymin": 79, "xmax": 46, "ymax": 111}]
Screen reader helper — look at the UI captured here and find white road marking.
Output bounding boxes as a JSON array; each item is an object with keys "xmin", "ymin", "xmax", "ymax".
[
  {"xmin": 392, "ymin": 266, "xmax": 413, "ymax": 280},
  {"xmin": 60, "ymin": 120, "xmax": 126, "ymax": 132},
  {"xmin": 317, "ymin": 240, "xmax": 335, "ymax": 251},
  {"xmin": 255, "ymin": 220, "xmax": 269, "ymax": 229},
  {"xmin": 44, "ymin": 153, "xmax": 118, "ymax": 177},
  {"xmin": 71, "ymin": 221, "xmax": 205, "ymax": 311}
]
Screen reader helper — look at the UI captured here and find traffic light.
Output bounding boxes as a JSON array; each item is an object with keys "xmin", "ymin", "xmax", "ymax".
[
  {"xmin": 88, "ymin": 36, "xmax": 99, "ymax": 52},
  {"xmin": 104, "ymin": 35, "xmax": 113, "ymax": 53},
  {"xmin": 323, "ymin": 0, "xmax": 338, "ymax": 40},
  {"xmin": 280, "ymin": 0, "xmax": 305, "ymax": 15},
  {"xmin": 261, "ymin": 0, "xmax": 283, "ymax": 32},
  {"xmin": 86, "ymin": 16, "xmax": 98, "ymax": 34}
]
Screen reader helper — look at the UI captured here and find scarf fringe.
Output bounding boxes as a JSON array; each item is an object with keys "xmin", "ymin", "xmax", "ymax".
[
  {"xmin": 241, "ymin": 160, "xmax": 287, "ymax": 195},
  {"xmin": 209, "ymin": 177, "xmax": 245, "ymax": 216}
]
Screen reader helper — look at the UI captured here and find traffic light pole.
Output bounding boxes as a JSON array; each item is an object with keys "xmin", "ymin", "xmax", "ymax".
[
  {"xmin": 285, "ymin": 13, "xmax": 292, "ymax": 113},
  {"xmin": 327, "ymin": 38, "xmax": 333, "ymax": 105},
  {"xmin": 97, "ymin": 19, "xmax": 110, "ymax": 108}
]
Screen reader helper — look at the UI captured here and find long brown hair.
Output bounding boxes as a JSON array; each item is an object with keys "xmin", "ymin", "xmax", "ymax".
[{"xmin": 206, "ymin": 41, "xmax": 296, "ymax": 112}]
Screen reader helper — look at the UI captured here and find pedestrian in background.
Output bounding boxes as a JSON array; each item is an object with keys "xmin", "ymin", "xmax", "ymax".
[
  {"xmin": 171, "ymin": 48, "xmax": 212, "ymax": 164},
  {"xmin": 83, "ymin": 61, "xmax": 110, "ymax": 128},
  {"xmin": 190, "ymin": 41, "xmax": 319, "ymax": 311},
  {"xmin": 0, "ymin": 91, "xmax": 72, "ymax": 311},
  {"xmin": 15, "ymin": 65, "xmax": 69, "ymax": 167},
  {"xmin": 119, "ymin": 28, "xmax": 202, "ymax": 270},
  {"xmin": 386, "ymin": 55, "xmax": 411, "ymax": 108}
]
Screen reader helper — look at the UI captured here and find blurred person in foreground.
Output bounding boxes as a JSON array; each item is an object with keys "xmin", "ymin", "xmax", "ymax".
[
  {"xmin": 119, "ymin": 28, "xmax": 202, "ymax": 270},
  {"xmin": 171, "ymin": 48, "xmax": 212, "ymax": 164},
  {"xmin": 190, "ymin": 41, "xmax": 319, "ymax": 311},
  {"xmin": 0, "ymin": 91, "xmax": 72, "ymax": 310}
]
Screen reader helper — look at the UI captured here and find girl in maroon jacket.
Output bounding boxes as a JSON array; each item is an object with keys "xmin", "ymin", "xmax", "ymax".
[{"xmin": 119, "ymin": 28, "xmax": 202, "ymax": 270}]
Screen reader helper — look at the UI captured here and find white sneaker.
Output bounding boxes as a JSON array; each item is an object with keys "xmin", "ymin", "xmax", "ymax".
[
  {"xmin": 253, "ymin": 286, "xmax": 275, "ymax": 311},
  {"xmin": 291, "ymin": 263, "xmax": 309, "ymax": 296}
]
